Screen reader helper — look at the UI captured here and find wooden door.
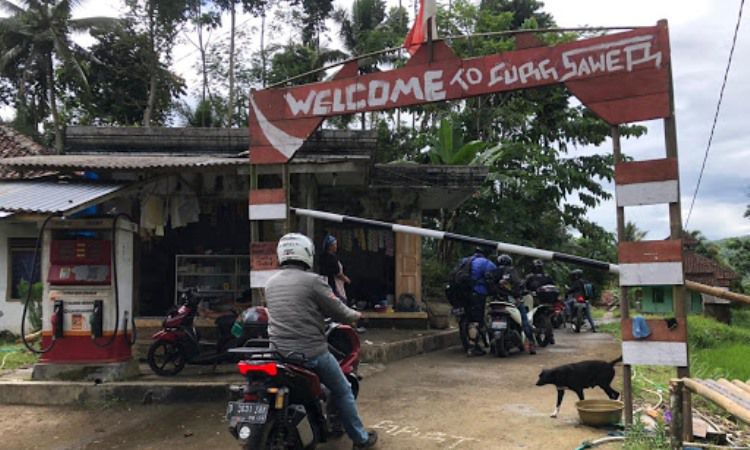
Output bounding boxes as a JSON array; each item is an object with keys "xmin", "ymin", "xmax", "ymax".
[{"xmin": 395, "ymin": 219, "xmax": 421, "ymax": 304}]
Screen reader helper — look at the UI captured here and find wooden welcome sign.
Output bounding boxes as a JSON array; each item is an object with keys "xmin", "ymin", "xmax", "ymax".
[{"xmin": 249, "ymin": 23, "xmax": 672, "ymax": 164}]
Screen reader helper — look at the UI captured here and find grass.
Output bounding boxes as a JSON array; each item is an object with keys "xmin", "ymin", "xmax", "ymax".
[
  {"xmin": 599, "ymin": 313, "xmax": 750, "ymax": 447},
  {"xmin": 0, "ymin": 335, "xmax": 39, "ymax": 371}
]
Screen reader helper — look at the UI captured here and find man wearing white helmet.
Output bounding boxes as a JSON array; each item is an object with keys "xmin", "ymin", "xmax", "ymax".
[{"xmin": 265, "ymin": 233, "xmax": 378, "ymax": 449}]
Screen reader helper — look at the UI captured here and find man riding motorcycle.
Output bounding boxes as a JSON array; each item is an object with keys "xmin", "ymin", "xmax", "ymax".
[
  {"xmin": 491, "ymin": 254, "xmax": 536, "ymax": 355},
  {"xmin": 523, "ymin": 259, "xmax": 555, "ymax": 293},
  {"xmin": 565, "ymin": 269, "xmax": 597, "ymax": 332},
  {"xmin": 264, "ymin": 233, "xmax": 378, "ymax": 449},
  {"xmin": 462, "ymin": 247, "xmax": 496, "ymax": 357}
]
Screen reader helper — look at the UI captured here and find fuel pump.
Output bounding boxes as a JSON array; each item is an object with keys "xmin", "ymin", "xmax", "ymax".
[{"xmin": 31, "ymin": 216, "xmax": 139, "ymax": 381}]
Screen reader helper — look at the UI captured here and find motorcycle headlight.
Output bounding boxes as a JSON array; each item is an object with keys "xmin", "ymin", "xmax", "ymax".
[{"xmin": 238, "ymin": 424, "xmax": 251, "ymax": 440}]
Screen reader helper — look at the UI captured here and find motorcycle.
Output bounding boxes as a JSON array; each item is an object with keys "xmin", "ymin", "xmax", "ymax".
[
  {"xmin": 529, "ymin": 284, "xmax": 559, "ymax": 347},
  {"xmin": 147, "ymin": 290, "xmax": 268, "ymax": 376},
  {"xmin": 567, "ymin": 294, "xmax": 591, "ymax": 333},
  {"xmin": 226, "ymin": 320, "xmax": 361, "ymax": 449},
  {"xmin": 486, "ymin": 297, "xmax": 530, "ymax": 357}
]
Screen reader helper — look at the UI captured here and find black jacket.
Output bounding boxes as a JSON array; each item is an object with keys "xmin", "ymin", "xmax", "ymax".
[
  {"xmin": 489, "ymin": 266, "xmax": 523, "ymax": 299},
  {"xmin": 524, "ymin": 273, "xmax": 555, "ymax": 293}
]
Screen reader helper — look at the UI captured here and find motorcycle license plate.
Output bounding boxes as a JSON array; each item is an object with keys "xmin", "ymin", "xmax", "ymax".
[
  {"xmin": 452, "ymin": 307, "xmax": 465, "ymax": 315},
  {"xmin": 491, "ymin": 321, "xmax": 507, "ymax": 330},
  {"xmin": 226, "ymin": 401, "xmax": 269, "ymax": 424}
]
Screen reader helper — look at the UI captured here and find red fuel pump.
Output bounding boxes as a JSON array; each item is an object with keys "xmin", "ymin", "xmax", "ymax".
[{"xmin": 30, "ymin": 216, "xmax": 138, "ymax": 380}]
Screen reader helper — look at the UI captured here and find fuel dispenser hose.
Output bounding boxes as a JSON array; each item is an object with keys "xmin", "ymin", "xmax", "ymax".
[{"xmin": 21, "ymin": 214, "xmax": 58, "ymax": 354}]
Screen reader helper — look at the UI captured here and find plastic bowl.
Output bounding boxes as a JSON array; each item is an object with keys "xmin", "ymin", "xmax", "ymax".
[{"xmin": 575, "ymin": 399, "xmax": 624, "ymax": 426}]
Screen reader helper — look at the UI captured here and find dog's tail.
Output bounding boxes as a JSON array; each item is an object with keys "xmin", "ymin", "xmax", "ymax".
[{"xmin": 610, "ymin": 356, "xmax": 623, "ymax": 365}]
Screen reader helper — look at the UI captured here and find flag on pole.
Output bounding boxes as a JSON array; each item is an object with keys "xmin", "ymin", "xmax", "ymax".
[{"xmin": 403, "ymin": 0, "xmax": 438, "ymax": 55}]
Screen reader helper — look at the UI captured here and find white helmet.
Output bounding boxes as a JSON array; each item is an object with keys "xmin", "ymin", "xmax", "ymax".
[{"xmin": 276, "ymin": 233, "xmax": 315, "ymax": 269}]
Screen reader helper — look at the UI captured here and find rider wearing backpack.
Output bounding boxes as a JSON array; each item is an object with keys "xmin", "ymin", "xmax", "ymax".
[
  {"xmin": 565, "ymin": 269, "xmax": 597, "ymax": 332},
  {"xmin": 457, "ymin": 247, "xmax": 497, "ymax": 356}
]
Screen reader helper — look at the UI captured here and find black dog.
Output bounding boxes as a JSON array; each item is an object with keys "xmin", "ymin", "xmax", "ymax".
[{"xmin": 536, "ymin": 356, "xmax": 622, "ymax": 417}]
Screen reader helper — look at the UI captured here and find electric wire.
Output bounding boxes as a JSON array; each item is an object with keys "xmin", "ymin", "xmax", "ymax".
[{"xmin": 684, "ymin": 0, "xmax": 745, "ymax": 228}]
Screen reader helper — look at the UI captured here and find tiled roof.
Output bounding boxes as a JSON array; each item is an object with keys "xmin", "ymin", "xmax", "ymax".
[
  {"xmin": 684, "ymin": 250, "xmax": 737, "ymax": 287},
  {"xmin": 0, "ymin": 125, "xmax": 53, "ymax": 179}
]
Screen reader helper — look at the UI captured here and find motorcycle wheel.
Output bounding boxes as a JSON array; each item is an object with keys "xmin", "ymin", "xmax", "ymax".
[
  {"xmin": 492, "ymin": 334, "xmax": 509, "ymax": 358},
  {"xmin": 552, "ymin": 313, "xmax": 563, "ymax": 329},
  {"xmin": 147, "ymin": 340, "xmax": 186, "ymax": 376},
  {"xmin": 245, "ymin": 412, "xmax": 306, "ymax": 450},
  {"xmin": 535, "ymin": 314, "xmax": 554, "ymax": 347},
  {"xmin": 459, "ymin": 318, "xmax": 471, "ymax": 352},
  {"xmin": 574, "ymin": 309, "xmax": 583, "ymax": 333}
]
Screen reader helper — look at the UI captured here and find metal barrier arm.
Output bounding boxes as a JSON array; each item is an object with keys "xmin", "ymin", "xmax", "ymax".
[{"xmin": 291, "ymin": 207, "xmax": 619, "ymax": 273}]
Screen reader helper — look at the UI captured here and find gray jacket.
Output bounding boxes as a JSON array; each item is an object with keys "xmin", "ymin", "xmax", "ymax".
[{"xmin": 265, "ymin": 265, "xmax": 360, "ymax": 358}]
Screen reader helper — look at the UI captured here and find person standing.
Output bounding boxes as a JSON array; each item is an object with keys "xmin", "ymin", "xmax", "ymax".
[{"xmin": 319, "ymin": 234, "xmax": 351, "ymax": 304}]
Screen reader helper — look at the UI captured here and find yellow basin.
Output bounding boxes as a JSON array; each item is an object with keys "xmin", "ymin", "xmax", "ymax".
[{"xmin": 575, "ymin": 399, "xmax": 624, "ymax": 426}]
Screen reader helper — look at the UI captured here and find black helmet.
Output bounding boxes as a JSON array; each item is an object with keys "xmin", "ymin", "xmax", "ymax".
[
  {"xmin": 569, "ymin": 269, "xmax": 583, "ymax": 280},
  {"xmin": 474, "ymin": 246, "xmax": 486, "ymax": 256},
  {"xmin": 532, "ymin": 259, "xmax": 544, "ymax": 274},
  {"xmin": 497, "ymin": 254, "xmax": 513, "ymax": 266}
]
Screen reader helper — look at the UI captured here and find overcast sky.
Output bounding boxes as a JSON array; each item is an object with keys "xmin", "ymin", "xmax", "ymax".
[{"xmin": 9, "ymin": 0, "xmax": 750, "ymax": 240}]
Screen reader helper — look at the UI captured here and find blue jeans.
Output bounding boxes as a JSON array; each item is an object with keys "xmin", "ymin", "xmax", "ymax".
[
  {"xmin": 305, "ymin": 351, "xmax": 368, "ymax": 444},
  {"xmin": 518, "ymin": 303, "xmax": 534, "ymax": 342}
]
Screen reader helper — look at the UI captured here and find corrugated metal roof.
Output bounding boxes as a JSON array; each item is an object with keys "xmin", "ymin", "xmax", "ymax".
[
  {"xmin": 0, "ymin": 180, "xmax": 125, "ymax": 214},
  {"xmin": 0, "ymin": 155, "xmax": 248, "ymax": 171}
]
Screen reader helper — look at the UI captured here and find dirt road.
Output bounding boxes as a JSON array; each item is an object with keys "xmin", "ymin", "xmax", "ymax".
[{"xmin": 0, "ymin": 329, "xmax": 622, "ymax": 450}]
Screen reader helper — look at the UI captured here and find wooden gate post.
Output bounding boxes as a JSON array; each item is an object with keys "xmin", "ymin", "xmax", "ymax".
[
  {"xmin": 662, "ymin": 22, "xmax": 692, "ymax": 436},
  {"xmin": 612, "ymin": 125, "xmax": 633, "ymax": 426},
  {"xmin": 670, "ymin": 379, "xmax": 685, "ymax": 450}
]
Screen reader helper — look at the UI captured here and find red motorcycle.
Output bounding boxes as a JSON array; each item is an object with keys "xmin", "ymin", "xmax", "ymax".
[
  {"xmin": 226, "ymin": 320, "xmax": 361, "ymax": 449},
  {"xmin": 147, "ymin": 290, "xmax": 268, "ymax": 376}
]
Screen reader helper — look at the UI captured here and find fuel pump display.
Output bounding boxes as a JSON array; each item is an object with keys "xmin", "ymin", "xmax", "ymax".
[{"xmin": 35, "ymin": 217, "xmax": 137, "ymax": 372}]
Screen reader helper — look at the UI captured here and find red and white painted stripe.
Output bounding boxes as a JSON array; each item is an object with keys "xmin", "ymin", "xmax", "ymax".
[
  {"xmin": 250, "ymin": 241, "xmax": 280, "ymax": 288},
  {"xmin": 621, "ymin": 318, "xmax": 688, "ymax": 367},
  {"xmin": 615, "ymin": 157, "xmax": 679, "ymax": 207},
  {"xmin": 618, "ymin": 239, "xmax": 684, "ymax": 286},
  {"xmin": 249, "ymin": 189, "xmax": 287, "ymax": 220}
]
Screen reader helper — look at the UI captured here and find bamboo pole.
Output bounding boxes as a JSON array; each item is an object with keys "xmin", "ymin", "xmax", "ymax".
[
  {"xmin": 732, "ymin": 380, "xmax": 750, "ymax": 396},
  {"xmin": 683, "ymin": 378, "xmax": 750, "ymax": 425},
  {"xmin": 670, "ymin": 379, "xmax": 685, "ymax": 450},
  {"xmin": 685, "ymin": 280, "xmax": 750, "ymax": 305},
  {"xmin": 717, "ymin": 379, "xmax": 750, "ymax": 404}
]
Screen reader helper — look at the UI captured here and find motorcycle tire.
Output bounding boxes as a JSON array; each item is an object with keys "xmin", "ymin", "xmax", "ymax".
[
  {"xmin": 492, "ymin": 334, "xmax": 509, "ymax": 358},
  {"xmin": 574, "ymin": 309, "xmax": 583, "ymax": 333},
  {"xmin": 552, "ymin": 313, "xmax": 563, "ymax": 329},
  {"xmin": 147, "ymin": 340, "xmax": 186, "ymax": 376},
  {"xmin": 535, "ymin": 314, "xmax": 554, "ymax": 347},
  {"xmin": 245, "ymin": 412, "xmax": 307, "ymax": 450}
]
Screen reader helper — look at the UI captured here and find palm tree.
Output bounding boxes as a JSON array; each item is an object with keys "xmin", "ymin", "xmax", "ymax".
[
  {"xmin": 0, "ymin": 0, "xmax": 118, "ymax": 150},
  {"xmin": 623, "ymin": 221, "xmax": 647, "ymax": 242}
]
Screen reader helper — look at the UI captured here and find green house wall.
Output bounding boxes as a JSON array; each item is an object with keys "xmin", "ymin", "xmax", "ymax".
[{"xmin": 639, "ymin": 286, "xmax": 703, "ymax": 314}]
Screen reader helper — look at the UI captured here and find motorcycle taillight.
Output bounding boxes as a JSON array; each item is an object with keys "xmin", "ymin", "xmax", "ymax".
[
  {"xmin": 243, "ymin": 393, "xmax": 258, "ymax": 401},
  {"xmin": 576, "ymin": 296, "xmax": 585, "ymax": 303},
  {"xmin": 238, "ymin": 361, "xmax": 278, "ymax": 377}
]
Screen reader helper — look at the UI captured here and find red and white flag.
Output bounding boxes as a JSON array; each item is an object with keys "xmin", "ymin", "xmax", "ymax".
[{"xmin": 403, "ymin": 0, "xmax": 438, "ymax": 55}]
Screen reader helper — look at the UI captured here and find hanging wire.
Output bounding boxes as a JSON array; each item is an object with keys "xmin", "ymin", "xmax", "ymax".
[{"xmin": 684, "ymin": 0, "xmax": 745, "ymax": 228}]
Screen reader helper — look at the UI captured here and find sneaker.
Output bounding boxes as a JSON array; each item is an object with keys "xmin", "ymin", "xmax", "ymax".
[
  {"xmin": 528, "ymin": 343, "xmax": 537, "ymax": 355},
  {"xmin": 353, "ymin": 430, "xmax": 378, "ymax": 449}
]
